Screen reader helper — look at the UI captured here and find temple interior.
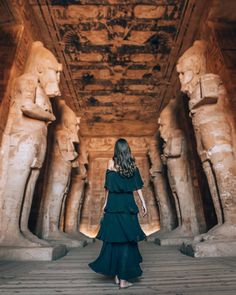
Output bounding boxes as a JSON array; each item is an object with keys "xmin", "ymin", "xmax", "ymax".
[{"xmin": 1, "ymin": 0, "xmax": 236, "ymax": 293}]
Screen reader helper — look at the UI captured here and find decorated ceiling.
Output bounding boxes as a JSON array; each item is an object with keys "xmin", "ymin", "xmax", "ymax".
[{"xmin": 2, "ymin": 0, "xmax": 208, "ymax": 136}]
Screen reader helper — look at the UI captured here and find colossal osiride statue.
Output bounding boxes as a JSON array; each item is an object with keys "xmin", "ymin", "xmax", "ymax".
[
  {"xmin": 147, "ymin": 137, "xmax": 176, "ymax": 241},
  {"xmin": 0, "ymin": 42, "xmax": 66, "ymax": 260},
  {"xmin": 38, "ymin": 100, "xmax": 85, "ymax": 248},
  {"xmin": 177, "ymin": 40, "xmax": 236, "ymax": 257},
  {"xmin": 64, "ymin": 138, "xmax": 93, "ymax": 243},
  {"xmin": 156, "ymin": 99, "xmax": 200, "ymax": 246}
]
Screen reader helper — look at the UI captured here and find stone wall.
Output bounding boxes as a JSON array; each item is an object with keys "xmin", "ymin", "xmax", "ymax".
[{"xmin": 0, "ymin": 1, "xmax": 43, "ymax": 144}]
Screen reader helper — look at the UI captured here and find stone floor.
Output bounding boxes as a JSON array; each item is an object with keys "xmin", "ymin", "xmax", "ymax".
[{"xmin": 1, "ymin": 240, "xmax": 236, "ymax": 295}]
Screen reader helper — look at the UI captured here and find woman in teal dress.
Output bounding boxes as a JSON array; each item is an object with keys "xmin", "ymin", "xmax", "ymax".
[{"xmin": 88, "ymin": 138, "xmax": 148, "ymax": 289}]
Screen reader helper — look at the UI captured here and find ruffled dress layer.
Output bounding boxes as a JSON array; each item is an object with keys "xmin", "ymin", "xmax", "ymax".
[{"xmin": 88, "ymin": 168, "xmax": 146, "ymax": 280}]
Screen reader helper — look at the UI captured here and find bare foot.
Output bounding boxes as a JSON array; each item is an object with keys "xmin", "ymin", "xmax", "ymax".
[
  {"xmin": 114, "ymin": 275, "xmax": 119, "ymax": 285},
  {"xmin": 119, "ymin": 280, "xmax": 133, "ymax": 289}
]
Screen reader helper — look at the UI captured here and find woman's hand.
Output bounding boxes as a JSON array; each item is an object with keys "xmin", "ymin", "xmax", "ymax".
[{"xmin": 142, "ymin": 203, "xmax": 147, "ymax": 217}]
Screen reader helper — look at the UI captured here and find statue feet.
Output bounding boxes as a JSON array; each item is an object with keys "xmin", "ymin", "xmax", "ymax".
[
  {"xmin": 159, "ymin": 226, "xmax": 194, "ymax": 239},
  {"xmin": 194, "ymin": 223, "xmax": 236, "ymax": 242},
  {"xmin": 45, "ymin": 231, "xmax": 74, "ymax": 241},
  {"xmin": 21, "ymin": 229, "xmax": 51, "ymax": 246},
  {"xmin": 146, "ymin": 229, "xmax": 169, "ymax": 242},
  {"xmin": 66, "ymin": 231, "xmax": 94, "ymax": 243},
  {"xmin": 0, "ymin": 231, "xmax": 42, "ymax": 248},
  {"xmin": 44, "ymin": 231, "xmax": 86, "ymax": 248}
]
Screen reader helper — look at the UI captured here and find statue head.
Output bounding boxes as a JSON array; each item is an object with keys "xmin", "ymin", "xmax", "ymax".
[
  {"xmin": 57, "ymin": 100, "xmax": 80, "ymax": 144},
  {"xmin": 176, "ymin": 40, "xmax": 207, "ymax": 96},
  {"xmin": 158, "ymin": 99, "xmax": 179, "ymax": 142},
  {"xmin": 24, "ymin": 41, "xmax": 62, "ymax": 97}
]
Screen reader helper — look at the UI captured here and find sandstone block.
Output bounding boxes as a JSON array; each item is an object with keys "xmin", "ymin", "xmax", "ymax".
[{"xmin": 0, "ymin": 245, "xmax": 67, "ymax": 261}]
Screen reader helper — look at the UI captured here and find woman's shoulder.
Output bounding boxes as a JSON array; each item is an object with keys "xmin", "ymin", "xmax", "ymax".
[{"xmin": 107, "ymin": 159, "xmax": 116, "ymax": 171}]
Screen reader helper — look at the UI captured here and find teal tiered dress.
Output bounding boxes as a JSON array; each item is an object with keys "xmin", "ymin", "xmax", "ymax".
[{"xmin": 88, "ymin": 167, "xmax": 146, "ymax": 280}]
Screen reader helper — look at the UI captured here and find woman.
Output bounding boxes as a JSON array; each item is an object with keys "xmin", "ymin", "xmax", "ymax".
[{"xmin": 88, "ymin": 138, "xmax": 147, "ymax": 289}]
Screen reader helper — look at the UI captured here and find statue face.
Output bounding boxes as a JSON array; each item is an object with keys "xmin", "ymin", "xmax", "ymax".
[
  {"xmin": 158, "ymin": 117, "xmax": 169, "ymax": 142},
  {"xmin": 65, "ymin": 116, "xmax": 80, "ymax": 144},
  {"xmin": 39, "ymin": 66, "xmax": 61, "ymax": 97},
  {"xmin": 176, "ymin": 59, "xmax": 195, "ymax": 95}
]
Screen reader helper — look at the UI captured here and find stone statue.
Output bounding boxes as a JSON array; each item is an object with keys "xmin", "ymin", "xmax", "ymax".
[
  {"xmin": 157, "ymin": 99, "xmax": 200, "ymax": 244},
  {"xmin": 64, "ymin": 138, "xmax": 92, "ymax": 242},
  {"xmin": 148, "ymin": 136, "xmax": 176, "ymax": 236},
  {"xmin": 177, "ymin": 40, "xmax": 236, "ymax": 241},
  {"xmin": 38, "ymin": 100, "xmax": 84, "ymax": 247},
  {"xmin": 0, "ymin": 41, "xmax": 62, "ymax": 247}
]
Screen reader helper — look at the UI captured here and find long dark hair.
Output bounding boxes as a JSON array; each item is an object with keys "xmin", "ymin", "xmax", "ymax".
[{"xmin": 113, "ymin": 138, "xmax": 136, "ymax": 177}]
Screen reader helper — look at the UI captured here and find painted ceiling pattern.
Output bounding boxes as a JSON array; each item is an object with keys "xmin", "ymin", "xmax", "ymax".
[{"xmin": 33, "ymin": 0, "xmax": 188, "ymax": 136}]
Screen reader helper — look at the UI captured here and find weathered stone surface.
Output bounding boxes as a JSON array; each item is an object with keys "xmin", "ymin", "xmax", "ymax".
[
  {"xmin": 181, "ymin": 239, "xmax": 236, "ymax": 258},
  {"xmin": 0, "ymin": 41, "xmax": 62, "ymax": 251},
  {"xmin": 147, "ymin": 136, "xmax": 176, "ymax": 234},
  {"xmin": 134, "ymin": 5, "xmax": 166, "ymax": 19},
  {"xmin": 177, "ymin": 40, "xmax": 236, "ymax": 256},
  {"xmin": 36, "ymin": 100, "xmax": 85, "ymax": 248},
  {"xmin": 156, "ymin": 237, "xmax": 194, "ymax": 247},
  {"xmin": 157, "ymin": 99, "xmax": 202, "ymax": 244},
  {"xmin": 0, "ymin": 245, "xmax": 67, "ymax": 261}
]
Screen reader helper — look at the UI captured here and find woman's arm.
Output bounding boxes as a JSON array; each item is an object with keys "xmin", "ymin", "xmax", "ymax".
[
  {"xmin": 102, "ymin": 159, "xmax": 113, "ymax": 211},
  {"xmin": 102, "ymin": 189, "xmax": 109, "ymax": 211},
  {"xmin": 137, "ymin": 189, "xmax": 148, "ymax": 217}
]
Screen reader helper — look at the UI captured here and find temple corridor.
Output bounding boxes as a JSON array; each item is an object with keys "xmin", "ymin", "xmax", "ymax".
[{"xmin": 1, "ymin": 241, "xmax": 236, "ymax": 295}]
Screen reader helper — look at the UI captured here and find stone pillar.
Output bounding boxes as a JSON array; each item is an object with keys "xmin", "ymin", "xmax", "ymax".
[
  {"xmin": 147, "ymin": 136, "xmax": 176, "ymax": 241},
  {"xmin": 156, "ymin": 99, "xmax": 201, "ymax": 246},
  {"xmin": 176, "ymin": 40, "xmax": 236, "ymax": 257},
  {"xmin": 37, "ymin": 100, "xmax": 86, "ymax": 249},
  {"xmin": 0, "ymin": 42, "xmax": 66, "ymax": 260}
]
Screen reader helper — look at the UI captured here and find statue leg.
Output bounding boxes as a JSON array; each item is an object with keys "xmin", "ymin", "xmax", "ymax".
[
  {"xmin": 202, "ymin": 161, "xmax": 223, "ymax": 225},
  {"xmin": 43, "ymin": 164, "xmax": 83, "ymax": 245},
  {"xmin": 59, "ymin": 176, "xmax": 71, "ymax": 232},
  {"xmin": 0, "ymin": 139, "xmax": 41, "ymax": 247},
  {"xmin": 195, "ymin": 161, "xmax": 224, "ymax": 242},
  {"xmin": 20, "ymin": 169, "xmax": 50, "ymax": 246},
  {"xmin": 44, "ymin": 174, "xmax": 70, "ymax": 240},
  {"xmin": 153, "ymin": 176, "xmax": 175, "ymax": 232},
  {"xmin": 205, "ymin": 153, "xmax": 236, "ymax": 238},
  {"xmin": 64, "ymin": 176, "xmax": 85, "ymax": 235},
  {"xmin": 163, "ymin": 160, "xmax": 199, "ymax": 238}
]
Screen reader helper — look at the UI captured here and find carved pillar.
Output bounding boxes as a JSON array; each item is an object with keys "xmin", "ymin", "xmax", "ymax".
[
  {"xmin": 156, "ymin": 99, "xmax": 201, "ymax": 245},
  {"xmin": 0, "ymin": 41, "xmax": 62, "ymax": 249},
  {"xmin": 177, "ymin": 40, "xmax": 236, "ymax": 238},
  {"xmin": 38, "ymin": 100, "xmax": 85, "ymax": 248},
  {"xmin": 176, "ymin": 40, "xmax": 236, "ymax": 257}
]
